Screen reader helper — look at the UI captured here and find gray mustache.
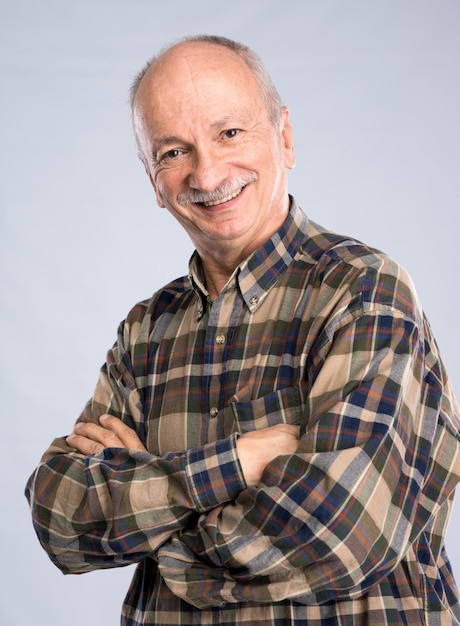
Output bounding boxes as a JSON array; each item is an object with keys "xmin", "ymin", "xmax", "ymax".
[{"xmin": 177, "ymin": 173, "xmax": 258, "ymax": 205}]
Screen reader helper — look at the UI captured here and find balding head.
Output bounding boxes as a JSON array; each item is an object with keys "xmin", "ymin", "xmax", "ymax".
[{"xmin": 130, "ymin": 36, "xmax": 284, "ymax": 159}]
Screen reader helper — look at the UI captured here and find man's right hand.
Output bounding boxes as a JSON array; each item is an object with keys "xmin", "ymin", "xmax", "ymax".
[
  {"xmin": 66, "ymin": 414, "xmax": 147, "ymax": 455},
  {"xmin": 236, "ymin": 424, "xmax": 301, "ymax": 486}
]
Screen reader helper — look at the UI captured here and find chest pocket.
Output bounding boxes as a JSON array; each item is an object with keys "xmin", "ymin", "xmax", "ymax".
[{"xmin": 229, "ymin": 386, "xmax": 303, "ymax": 434}]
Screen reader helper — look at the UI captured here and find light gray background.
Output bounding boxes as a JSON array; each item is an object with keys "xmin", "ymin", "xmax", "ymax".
[{"xmin": 1, "ymin": 1, "xmax": 459, "ymax": 624}]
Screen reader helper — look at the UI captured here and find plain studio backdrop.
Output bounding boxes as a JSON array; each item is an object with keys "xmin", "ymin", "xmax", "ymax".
[{"xmin": 1, "ymin": 1, "xmax": 459, "ymax": 624}]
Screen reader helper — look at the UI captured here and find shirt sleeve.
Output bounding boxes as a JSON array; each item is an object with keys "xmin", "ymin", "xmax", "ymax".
[
  {"xmin": 25, "ymin": 309, "xmax": 247, "ymax": 575},
  {"xmin": 155, "ymin": 303, "xmax": 460, "ymax": 608}
]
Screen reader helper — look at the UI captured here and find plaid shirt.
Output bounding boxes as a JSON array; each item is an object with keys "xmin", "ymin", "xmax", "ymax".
[{"xmin": 26, "ymin": 198, "xmax": 460, "ymax": 625}]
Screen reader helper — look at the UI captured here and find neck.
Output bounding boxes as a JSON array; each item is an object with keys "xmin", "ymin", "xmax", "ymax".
[{"xmin": 199, "ymin": 252, "xmax": 240, "ymax": 301}]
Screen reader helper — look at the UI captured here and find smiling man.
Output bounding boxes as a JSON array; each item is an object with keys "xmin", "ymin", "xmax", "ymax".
[
  {"xmin": 26, "ymin": 35, "xmax": 460, "ymax": 626},
  {"xmin": 132, "ymin": 38, "xmax": 295, "ymax": 298}
]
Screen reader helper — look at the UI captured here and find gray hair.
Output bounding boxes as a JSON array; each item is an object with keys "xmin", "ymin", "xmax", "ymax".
[{"xmin": 130, "ymin": 35, "xmax": 284, "ymax": 126}]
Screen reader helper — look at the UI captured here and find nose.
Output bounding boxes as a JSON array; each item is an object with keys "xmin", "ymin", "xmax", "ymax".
[{"xmin": 187, "ymin": 145, "xmax": 229, "ymax": 192}]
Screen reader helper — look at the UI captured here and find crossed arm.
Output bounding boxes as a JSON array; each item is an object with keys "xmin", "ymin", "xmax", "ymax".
[
  {"xmin": 66, "ymin": 416, "xmax": 300, "ymax": 488},
  {"xmin": 26, "ymin": 304, "xmax": 457, "ymax": 608}
]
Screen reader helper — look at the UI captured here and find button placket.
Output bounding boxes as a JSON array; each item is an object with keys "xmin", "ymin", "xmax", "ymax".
[{"xmin": 204, "ymin": 287, "xmax": 241, "ymax": 439}]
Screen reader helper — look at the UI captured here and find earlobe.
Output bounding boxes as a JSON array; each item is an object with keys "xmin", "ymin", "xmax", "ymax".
[{"xmin": 280, "ymin": 107, "xmax": 296, "ymax": 170}]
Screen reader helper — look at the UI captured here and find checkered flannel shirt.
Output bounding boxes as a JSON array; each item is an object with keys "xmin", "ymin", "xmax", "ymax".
[{"xmin": 26, "ymin": 198, "xmax": 460, "ymax": 625}]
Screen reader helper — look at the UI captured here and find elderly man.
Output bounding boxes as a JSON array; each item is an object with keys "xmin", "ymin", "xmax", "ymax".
[{"xmin": 26, "ymin": 35, "xmax": 460, "ymax": 625}]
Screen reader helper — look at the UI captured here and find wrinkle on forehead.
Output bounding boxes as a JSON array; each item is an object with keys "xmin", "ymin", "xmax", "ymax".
[{"xmin": 135, "ymin": 42, "xmax": 254, "ymax": 110}]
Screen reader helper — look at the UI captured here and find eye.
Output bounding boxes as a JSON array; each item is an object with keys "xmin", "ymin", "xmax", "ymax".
[
  {"xmin": 223, "ymin": 128, "xmax": 240, "ymax": 139},
  {"xmin": 160, "ymin": 148, "xmax": 183, "ymax": 161}
]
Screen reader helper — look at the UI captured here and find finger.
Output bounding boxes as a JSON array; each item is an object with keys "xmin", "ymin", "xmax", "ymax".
[
  {"xmin": 284, "ymin": 424, "xmax": 301, "ymax": 437},
  {"xmin": 266, "ymin": 424, "xmax": 301, "ymax": 437},
  {"xmin": 72, "ymin": 421, "xmax": 125, "ymax": 449},
  {"xmin": 66, "ymin": 433, "xmax": 105, "ymax": 455},
  {"xmin": 99, "ymin": 415, "xmax": 147, "ymax": 451}
]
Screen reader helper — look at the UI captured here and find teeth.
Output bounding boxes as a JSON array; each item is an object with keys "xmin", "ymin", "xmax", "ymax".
[{"xmin": 203, "ymin": 188, "xmax": 242, "ymax": 207}]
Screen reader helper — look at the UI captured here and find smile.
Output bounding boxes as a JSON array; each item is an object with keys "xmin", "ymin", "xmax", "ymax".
[{"xmin": 202, "ymin": 187, "xmax": 243, "ymax": 207}]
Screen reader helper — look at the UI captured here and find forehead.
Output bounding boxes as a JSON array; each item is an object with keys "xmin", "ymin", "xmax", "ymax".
[{"xmin": 133, "ymin": 43, "xmax": 266, "ymax": 132}]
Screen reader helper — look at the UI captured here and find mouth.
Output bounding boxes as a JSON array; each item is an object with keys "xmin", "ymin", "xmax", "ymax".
[
  {"xmin": 177, "ymin": 174, "xmax": 257, "ymax": 208},
  {"xmin": 202, "ymin": 187, "xmax": 244, "ymax": 207}
]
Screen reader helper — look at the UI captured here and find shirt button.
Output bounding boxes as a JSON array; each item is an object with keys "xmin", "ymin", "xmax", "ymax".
[
  {"xmin": 210, "ymin": 407, "xmax": 219, "ymax": 418},
  {"xmin": 249, "ymin": 295, "xmax": 259, "ymax": 306},
  {"xmin": 215, "ymin": 333, "xmax": 226, "ymax": 345}
]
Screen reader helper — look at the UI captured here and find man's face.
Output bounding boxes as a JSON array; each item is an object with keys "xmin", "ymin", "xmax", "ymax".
[{"xmin": 133, "ymin": 42, "xmax": 295, "ymax": 261}]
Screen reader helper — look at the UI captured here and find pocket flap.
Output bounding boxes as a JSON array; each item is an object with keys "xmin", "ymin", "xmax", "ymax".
[{"xmin": 230, "ymin": 387, "xmax": 302, "ymax": 433}]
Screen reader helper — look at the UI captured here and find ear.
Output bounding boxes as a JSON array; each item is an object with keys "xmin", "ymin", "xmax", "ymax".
[{"xmin": 280, "ymin": 106, "xmax": 296, "ymax": 170}]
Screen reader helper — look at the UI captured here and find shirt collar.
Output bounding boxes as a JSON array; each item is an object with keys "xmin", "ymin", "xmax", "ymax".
[{"xmin": 188, "ymin": 196, "xmax": 309, "ymax": 314}]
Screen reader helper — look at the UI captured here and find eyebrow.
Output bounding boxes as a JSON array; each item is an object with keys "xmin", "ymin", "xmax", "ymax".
[
  {"xmin": 211, "ymin": 115, "xmax": 246, "ymax": 130},
  {"xmin": 154, "ymin": 116, "xmax": 244, "ymax": 145},
  {"xmin": 152, "ymin": 135, "xmax": 184, "ymax": 150},
  {"xmin": 212, "ymin": 116, "xmax": 236, "ymax": 127}
]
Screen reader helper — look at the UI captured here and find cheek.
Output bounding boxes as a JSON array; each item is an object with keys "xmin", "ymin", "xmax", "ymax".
[
  {"xmin": 154, "ymin": 188, "xmax": 166, "ymax": 208},
  {"xmin": 151, "ymin": 172, "xmax": 173, "ymax": 208},
  {"xmin": 154, "ymin": 169, "xmax": 185, "ymax": 203},
  {"xmin": 255, "ymin": 147, "xmax": 284, "ymax": 182}
]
